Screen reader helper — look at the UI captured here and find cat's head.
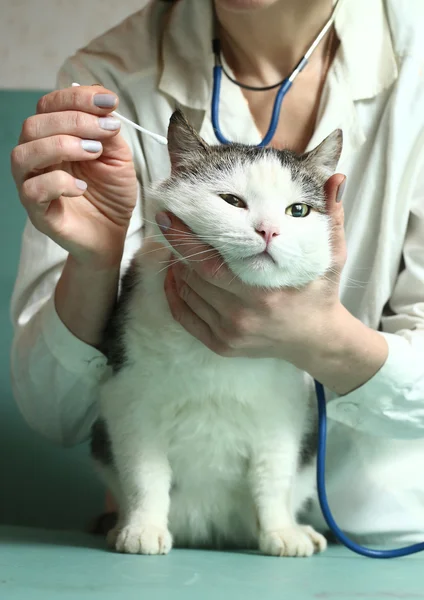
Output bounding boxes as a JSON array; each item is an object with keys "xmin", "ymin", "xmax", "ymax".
[{"xmin": 155, "ymin": 110, "xmax": 342, "ymax": 289}]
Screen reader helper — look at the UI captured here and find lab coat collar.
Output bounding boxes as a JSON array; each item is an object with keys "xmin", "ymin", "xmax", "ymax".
[
  {"xmin": 332, "ymin": 0, "xmax": 399, "ymax": 101},
  {"xmin": 159, "ymin": 0, "xmax": 214, "ymax": 111},
  {"xmin": 159, "ymin": 0, "xmax": 399, "ymax": 110}
]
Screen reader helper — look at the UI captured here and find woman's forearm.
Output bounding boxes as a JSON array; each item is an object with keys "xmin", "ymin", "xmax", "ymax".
[
  {"xmin": 296, "ymin": 304, "xmax": 389, "ymax": 396},
  {"xmin": 55, "ymin": 255, "xmax": 121, "ymax": 348}
]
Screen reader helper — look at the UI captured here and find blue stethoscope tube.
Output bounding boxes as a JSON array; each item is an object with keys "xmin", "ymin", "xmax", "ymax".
[
  {"xmin": 315, "ymin": 380, "xmax": 424, "ymax": 558},
  {"xmin": 212, "ymin": 64, "xmax": 295, "ymax": 147}
]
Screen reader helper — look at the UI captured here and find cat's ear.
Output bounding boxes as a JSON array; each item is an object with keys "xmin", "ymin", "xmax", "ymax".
[
  {"xmin": 167, "ymin": 109, "xmax": 210, "ymax": 172},
  {"xmin": 301, "ymin": 129, "xmax": 343, "ymax": 179}
]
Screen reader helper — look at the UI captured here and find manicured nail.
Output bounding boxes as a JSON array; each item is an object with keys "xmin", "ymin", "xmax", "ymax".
[
  {"xmin": 75, "ymin": 178, "xmax": 87, "ymax": 191},
  {"xmin": 98, "ymin": 117, "xmax": 121, "ymax": 131},
  {"xmin": 156, "ymin": 212, "xmax": 171, "ymax": 232},
  {"xmin": 336, "ymin": 178, "xmax": 346, "ymax": 203},
  {"xmin": 81, "ymin": 140, "xmax": 102, "ymax": 153},
  {"xmin": 93, "ymin": 93, "xmax": 117, "ymax": 108}
]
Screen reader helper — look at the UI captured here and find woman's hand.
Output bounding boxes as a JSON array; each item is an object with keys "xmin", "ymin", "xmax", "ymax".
[
  {"xmin": 11, "ymin": 84, "xmax": 139, "ymax": 347},
  {"xmin": 11, "ymin": 84, "xmax": 138, "ymax": 269},
  {"xmin": 158, "ymin": 174, "xmax": 388, "ymax": 395}
]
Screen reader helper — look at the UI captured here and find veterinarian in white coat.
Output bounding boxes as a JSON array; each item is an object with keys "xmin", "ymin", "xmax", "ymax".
[{"xmin": 10, "ymin": 0, "xmax": 424, "ymax": 546}]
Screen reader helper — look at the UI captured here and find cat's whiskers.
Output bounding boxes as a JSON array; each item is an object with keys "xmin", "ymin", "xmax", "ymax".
[
  {"xmin": 167, "ymin": 243, "xmax": 232, "ymax": 265},
  {"xmin": 156, "ymin": 253, "xmax": 222, "ymax": 275},
  {"xmin": 142, "ymin": 240, "xmax": 219, "ymax": 256},
  {"xmin": 142, "ymin": 219, "xmax": 242, "ymax": 239},
  {"xmin": 142, "ymin": 233, "xmax": 249, "ymax": 247},
  {"xmin": 212, "ymin": 259, "xmax": 227, "ymax": 278},
  {"xmin": 142, "ymin": 218, "xmax": 185, "ymax": 232},
  {"xmin": 227, "ymin": 272, "xmax": 240, "ymax": 286},
  {"xmin": 156, "ymin": 246, "xmax": 225, "ymax": 274},
  {"xmin": 169, "ymin": 252, "xmax": 222, "ymax": 268},
  {"xmin": 142, "ymin": 232, "xmax": 199, "ymax": 242},
  {"xmin": 141, "ymin": 244, "xmax": 206, "ymax": 259},
  {"xmin": 340, "ymin": 275, "xmax": 369, "ymax": 285},
  {"xmin": 325, "ymin": 266, "xmax": 369, "ymax": 288},
  {"xmin": 142, "ymin": 219, "xmax": 253, "ymax": 244}
]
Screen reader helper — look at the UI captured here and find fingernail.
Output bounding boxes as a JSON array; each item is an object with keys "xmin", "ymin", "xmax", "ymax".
[
  {"xmin": 336, "ymin": 178, "xmax": 346, "ymax": 203},
  {"xmin": 75, "ymin": 178, "xmax": 87, "ymax": 191},
  {"xmin": 156, "ymin": 212, "xmax": 171, "ymax": 232},
  {"xmin": 98, "ymin": 117, "xmax": 121, "ymax": 131},
  {"xmin": 93, "ymin": 93, "xmax": 117, "ymax": 108},
  {"xmin": 81, "ymin": 140, "xmax": 102, "ymax": 153}
]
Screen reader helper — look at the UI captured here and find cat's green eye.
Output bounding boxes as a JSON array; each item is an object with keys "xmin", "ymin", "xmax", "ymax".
[
  {"xmin": 219, "ymin": 193, "xmax": 247, "ymax": 209},
  {"xmin": 285, "ymin": 203, "xmax": 311, "ymax": 218}
]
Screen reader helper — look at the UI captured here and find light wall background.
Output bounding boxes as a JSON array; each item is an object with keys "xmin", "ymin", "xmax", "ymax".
[{"xmin": 0, "ymin": 0, "xmax": 150, "ymax": 90}]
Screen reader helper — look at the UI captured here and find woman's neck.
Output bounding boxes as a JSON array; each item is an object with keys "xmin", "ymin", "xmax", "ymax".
[{"xmin": 215, "ymin": 0, "xmax": 335, "ymax": 87}]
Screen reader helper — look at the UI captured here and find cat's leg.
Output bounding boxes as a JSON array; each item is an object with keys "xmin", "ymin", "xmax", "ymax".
[
  {"xmin": 250, "ymin": 436, "xmax": 327, "ymax": 557},
  {"xmin": 106, "ymin": 421, "xmax": 173, "ymax": 555},
  {"xmin": 114, "ymin": 443, "xmax": 172, "ymax": 555}
]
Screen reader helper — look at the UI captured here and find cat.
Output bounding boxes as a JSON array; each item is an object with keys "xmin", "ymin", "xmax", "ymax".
[{"xmin": 91, "ymin": 110, "xmax": 343, "ymax": 557}]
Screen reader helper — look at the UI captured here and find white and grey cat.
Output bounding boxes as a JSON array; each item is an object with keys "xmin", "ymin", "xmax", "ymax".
[{"xmin": 91, "ymin": 110, "xmax": 343, "ymax": 557}]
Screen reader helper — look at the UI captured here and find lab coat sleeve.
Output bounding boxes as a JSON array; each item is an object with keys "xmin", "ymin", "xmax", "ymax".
[
  {"xmin": 10, "ymin": 56, "xmax": 143, "ymax": 446},
  {"xmin": 327, "ymin": 164, "xmax": 424, "ymax": 439}
]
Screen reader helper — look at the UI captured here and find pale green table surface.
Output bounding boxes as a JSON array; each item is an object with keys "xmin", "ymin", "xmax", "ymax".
[{"xmin": 0, "ymin": 526, "xmax": 423, "ymax": 600}]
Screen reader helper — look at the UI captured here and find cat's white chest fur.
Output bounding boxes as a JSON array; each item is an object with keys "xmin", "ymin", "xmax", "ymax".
[{"xmin": 99, "ymin": 262, "xmax": 319, "ymax": 554}]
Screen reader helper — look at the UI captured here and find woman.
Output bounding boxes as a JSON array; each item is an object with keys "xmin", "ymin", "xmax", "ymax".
[{"xmin": 10, "ymin": 0, "xmax": 424, "ymax": 546}]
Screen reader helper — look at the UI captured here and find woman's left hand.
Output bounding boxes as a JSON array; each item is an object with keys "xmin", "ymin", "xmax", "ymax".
[
  {"xmin": 157, "ymin": 174, "xmax": 347, "ymax": 371},
  {"xmin": 158, "ymin": 172, "xmax": 389, "ymax": 394}
]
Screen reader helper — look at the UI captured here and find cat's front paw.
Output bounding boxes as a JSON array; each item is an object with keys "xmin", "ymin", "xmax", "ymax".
[
  {"xmin": 259, "ymin": 525, "xmax": 327, "ymax": 557},
  {"xmin": 113, "ymin": 525, "xmax": 173, "ymax": 555}
]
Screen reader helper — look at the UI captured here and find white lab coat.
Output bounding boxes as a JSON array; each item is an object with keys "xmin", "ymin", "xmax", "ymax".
[{"xmin": 10, "ymin": 0, "xmax": 424, "ymax": 544}]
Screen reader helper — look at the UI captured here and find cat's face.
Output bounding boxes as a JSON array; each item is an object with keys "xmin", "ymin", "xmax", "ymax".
[{"xmin": 156, "ymin": 111, "xmax": 342, "ymax": 289}]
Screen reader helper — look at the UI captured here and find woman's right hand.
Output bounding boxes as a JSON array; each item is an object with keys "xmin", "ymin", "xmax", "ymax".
[{"xmin": 11, "ymin": 84, "xmax": 138, "ymax": 269}]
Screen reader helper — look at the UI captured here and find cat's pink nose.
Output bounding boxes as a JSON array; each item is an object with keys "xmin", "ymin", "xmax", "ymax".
[{"xmin": 255, "ymin": 225, "xmax": 280, "ymax": 246}]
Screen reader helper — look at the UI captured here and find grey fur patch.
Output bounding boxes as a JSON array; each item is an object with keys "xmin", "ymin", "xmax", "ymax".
[
  {"xmin": 90, "ymin": 418, "xmax": 113, "ymax": 466},
  {"xmin": 299, "ymin": 418, "xmax": 319, "ymax": 468},
  {"xmin": 301, "ymin": 129, "xmax": 343, "ymax": 179},
  {"xmin": 90, "ymin": 262, "xmax": 141, "ymax": 467},
  {"xmin": 100, "ymin": 259, "xmax": 139, "ymax": 373}
]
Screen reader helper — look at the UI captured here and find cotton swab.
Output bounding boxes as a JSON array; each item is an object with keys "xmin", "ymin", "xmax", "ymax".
[{"xmin": 71, "ymin": 82, "xmax": 168, "ymax": 145}]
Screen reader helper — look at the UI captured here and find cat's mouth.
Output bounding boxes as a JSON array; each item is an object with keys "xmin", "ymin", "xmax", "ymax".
[
  {"xmin": 241, "ymin": 250, "xmax": 277, "ymax": 266},
  {"xmin": 259, "ymin": 251, "xmax": 277, "ymax": 264}
]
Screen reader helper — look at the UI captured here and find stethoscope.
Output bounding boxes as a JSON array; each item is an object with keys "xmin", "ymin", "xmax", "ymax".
[{"xmin": 211, "ymin": 0, "xmax": 340, "ymax": 147}]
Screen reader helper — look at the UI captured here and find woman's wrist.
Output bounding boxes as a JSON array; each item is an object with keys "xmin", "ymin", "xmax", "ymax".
[
  {"xmin": 55, "ymin": 254, "xmax": 122, "ymax": 348},
  {"xmin": 292, "ymin": 304, "xmax": 389, "ymax": 396}
]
